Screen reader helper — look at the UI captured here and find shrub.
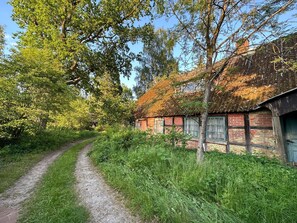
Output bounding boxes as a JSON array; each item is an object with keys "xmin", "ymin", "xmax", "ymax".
[{"xmin": 0, "ymin": 128, "xmax": 98, "ymax": 156}]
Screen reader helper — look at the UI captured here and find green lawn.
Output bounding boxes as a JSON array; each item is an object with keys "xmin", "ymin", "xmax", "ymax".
[{"xmin": 19, "ymin": 139, "xmax": 94, "ymax": 223}]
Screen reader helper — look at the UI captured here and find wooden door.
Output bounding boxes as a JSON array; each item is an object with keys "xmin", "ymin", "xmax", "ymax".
[{"xmin": 284, "ymin": 116, "xmax": 297, "ymax": 162}]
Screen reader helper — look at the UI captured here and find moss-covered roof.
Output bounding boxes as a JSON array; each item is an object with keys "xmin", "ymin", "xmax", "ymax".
[{"xmin": 136, "ymin": 33, "xmax": 297, "ymax": 118}]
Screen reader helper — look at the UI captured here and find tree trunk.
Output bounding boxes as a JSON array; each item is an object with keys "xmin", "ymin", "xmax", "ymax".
[
  {"xmin": 197, "ymin": 81, "xmax": 211, "ymax": 163},
  {"xmin": 197, "ymin": 41, "xmax": 213, "ymax": 163},
  {"xmin": 40, "ymin": 114, "xmax": 49, "ymax": 130}
]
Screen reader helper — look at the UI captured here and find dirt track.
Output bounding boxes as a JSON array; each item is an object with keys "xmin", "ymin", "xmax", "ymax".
[
  {"xmin": 0, "ymin": 140, "xmax": 82, "ymax": 223},
  {"xmin": 75, "ymin": 144, "xmax": 140, "ymax": 223}
]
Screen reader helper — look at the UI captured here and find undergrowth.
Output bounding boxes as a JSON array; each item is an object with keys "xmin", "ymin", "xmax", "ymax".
[
  {"xmin": 0, "ymin": 128, "xmax": 98, "ymax": 193},
  {"xmin": 90, "ymin": 127, "xmax": 297, "ymax": 223}
]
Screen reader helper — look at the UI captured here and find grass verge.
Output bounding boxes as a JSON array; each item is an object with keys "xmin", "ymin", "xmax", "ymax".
[
  {"xmin": 90, "ymin": 128, "xmax": 297, "ymax": 223},
  {"xmin": 19, "ymin": 138, "xmax": 95, "ymax": 223},
  {"xmin": 0, "ymin": 129, "xmax": 98, "ymax": 193}
]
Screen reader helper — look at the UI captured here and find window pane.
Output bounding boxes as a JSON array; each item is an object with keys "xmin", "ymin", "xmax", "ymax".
[
  {"xmin": 206, "ymin": 117, "xmax": 226, "ymax": 141},
  {"xmin": 184, "ymin": 117, "xmax": 199, "ymax": 138}
]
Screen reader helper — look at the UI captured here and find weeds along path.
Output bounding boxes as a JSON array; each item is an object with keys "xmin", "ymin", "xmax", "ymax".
[
  {"xmin": 0, "ymin": 140, "xmax": 85, "ymax": 223},
  {"xmin": 75, "ymin": 144, "xmax": 141, "ymax": 223}
]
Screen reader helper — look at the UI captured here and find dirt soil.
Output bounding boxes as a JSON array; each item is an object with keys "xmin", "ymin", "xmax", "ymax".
[
  {"xmin": 0, "ymin": 140, "xmax": 82, "ymax": 223},
  {"xmin": 75, "ymin": 144, "xmax": 141, "ymax": 223}
]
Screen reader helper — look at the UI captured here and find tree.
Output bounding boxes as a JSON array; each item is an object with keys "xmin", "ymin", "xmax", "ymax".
[
  {"xmin": 0, "ymin": 47, "xmax": 73, "ymax": 141},
  {"xmin": 133, "ymin": 28, "xmax": 178, "ymax": 98},
  {"xmin": 0, "ymin": 26, "xmax": 4, "ymax": 56},
  {"xmin": 272, "ymin": 33, "xmax": 297, "ymax": 73},
  {"xmin": 161, "ymin": 0, "xmax": 296, "ymax": 162},
  {"xmin": 51, "ymin": 97, "xmax": 93, "ymax": 130},
  {"xmin": 10, "ymin": 0, "xmax": 153, "ymax": 88},
  {"xmin": 90, "ymin": 72, "xmax": 135, "ymax": 128}
]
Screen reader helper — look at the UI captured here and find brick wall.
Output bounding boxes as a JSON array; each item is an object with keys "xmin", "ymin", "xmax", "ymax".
[
  {"xmin": 249, "ymin": 112, "xmax": 272, "ymax": 127},
  {"xmin": 174, "ymin": 117, "xmax": 183, "ymax": 126},
  {"xmin": 164, "ymin": 117, "xmax": 173, "ymax": 125},
  {"xmin": 186, "ymin": 140, "xmax": 199, "ymax": 148},
  {"xmin": 140, "ymin": 120, "xmax": 147, "ymax": 131},
  {"xmin": 250, "ymin": 129, "xmax": 275, "ymax": 147},
  {"xmin": 207, "ymin": 143, "xmax": 227, "ymax": 153},
  {"xmin": 227, "ymin": 111, "xmax": 276, "ymax": 153},
  {"xmin": 229, "ymin": 145, "xmax": 246, "ymax": 154},
  {"xmin": 249, "ymin": 111, "xmax": 275, "ymax": 150},
  {"xmin": 252, "ymin": 147, "xmax": 280, "ymax": 159},
  {"xmin": 228, "ymin": 114, "xmax": 246, "ymax": 145},
  {"xmin": 147, "ymin": 118, "xmax": 154, "ymax": 131},
  {"xmin": 136, "ymin": 110, "xmax": 278, "ymax": 160},
  {"xmin": 164, "ymin": 126, "xmax": 183, "ymax": 134},
  {"xmin": 164, "ymin": 116, "xmax": 183, "ymax": 135},
  {"xmin": 228, "ymin": 129, "xmax": 245, "ymax": 143},
  {"xmin": 228, "ymin": 114, "xmax": 244, "ymax": 127}
]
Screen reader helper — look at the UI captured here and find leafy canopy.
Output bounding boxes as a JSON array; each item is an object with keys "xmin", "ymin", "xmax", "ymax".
[
  {"xmin": 133, "ymin": 27, "xmax": 179, "ymax": 98},
  {"xmin": 0, "ymin": 47, "xmax": 73, "ymax": 141},
  {"xmin": 11, "ymin": 0, "xmax": 153, "ymax": 87}
]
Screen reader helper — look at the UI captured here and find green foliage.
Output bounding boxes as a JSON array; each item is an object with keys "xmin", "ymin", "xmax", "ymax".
[
  {"xmin": 163, "ymin": 125, "xmax": 191, "ymax": 148},
  {"xmin": 90, "ymin": 72, "xmax": 135, "ymax": 128},
  {"xmin": 0, "ymin": 128, "xmax": 97, "ymax": 154},
  {"xmin": 19, "ymin": 139, "xmax": 94, "ymax": 223},
  {"xmin": 0, "ymin": 25, "xmax": 4, "ymax": 55},
  {"xmin": 90, "ymin": 128, "xmax": 297, "ymax": 223},
  {"xmin": 0, "ymin": 128, "xmax": 97, "ymax": 193},
  {"xmin": 51, "ymin": 97, "xmax": 94, "ymax": 130},
  {"xmin": 10, "ymin": 0, "xmax": 153, "ymax": 86},
  {"xmin": 0, "ymin": 152, "xmax": 44, "ymax": 194},
  {"xmin": 134, "ymin": 28, "xmax": 179, "ymax": 98},
  {"xmin": 0, "ymin": 47, "xmax": 74, "ymax": 141}
]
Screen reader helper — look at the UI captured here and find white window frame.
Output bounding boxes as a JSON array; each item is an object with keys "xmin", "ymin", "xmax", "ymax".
[
  {"xmin": 206, "ymin": 116, "xmax": 226, "ymax": 142},
  {"xmin": 184, "ymin": 117, "xmax": 199, "ymax": 139}
]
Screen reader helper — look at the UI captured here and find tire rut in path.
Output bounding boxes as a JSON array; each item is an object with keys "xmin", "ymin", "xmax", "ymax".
[
  {"xmin": 75, "ymin": 144, "xmax": 141, "ymax": 223},
  {"xmin": 0, "ymin": 140, "xmax": 84, "ymax": 223}
]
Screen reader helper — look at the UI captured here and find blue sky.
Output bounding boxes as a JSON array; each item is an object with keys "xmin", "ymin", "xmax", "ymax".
[
  {"xmin": 0, "ymin": 1, "xmax": 176, "ymax": 89},
  {"xmin": 1, "ymin": 1, "xmax": 296, "ymax": 89},
  {"xmin": 0, "ymin": 1, "xmax": 145, "ymax": 89},
  {"xmin": 0, "ymin": 2, "xmax": 19, "ymax": 50}
]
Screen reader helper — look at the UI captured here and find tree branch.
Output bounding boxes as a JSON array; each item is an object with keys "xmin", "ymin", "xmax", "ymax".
[{"xmin": 169, "ymin": 1, "xmax": 206, "ymax": 51}]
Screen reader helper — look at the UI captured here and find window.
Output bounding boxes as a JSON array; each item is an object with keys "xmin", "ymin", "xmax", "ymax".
[
  {"xmin": 154, "ymin": 118, "xmax": 164, "ymax": 134},
  {"xmin": 207, "ymin": 116, "xmax": 226, "ymax": 141},
  {"xmin": 184, "ymin": 117, "xmax": 199, "ymax": 138},
  {"xmin": 180, "ymin": 81, "xmax": 204, "ymax": 93}
]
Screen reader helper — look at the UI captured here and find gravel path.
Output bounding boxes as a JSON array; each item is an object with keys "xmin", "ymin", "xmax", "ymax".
[
  {"xmin": 75, "ymin": 144, "xmax": 141, "ymax": 223},
  {"xmin": 0, "ymin": 140, "xmax": 84, "ymax": 223}
]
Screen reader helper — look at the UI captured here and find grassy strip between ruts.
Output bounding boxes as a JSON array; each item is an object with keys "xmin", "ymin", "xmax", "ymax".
[
  {"xmin": 0, "ymin": 129, "xmax": 98, "ymax": 193},
  {"xmin": 18, "ymin": 138, "xmax": 95, "ymax": 223}
]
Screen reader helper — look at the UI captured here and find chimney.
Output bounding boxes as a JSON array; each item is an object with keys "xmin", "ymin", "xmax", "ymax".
[{"xmin": 236, "ymin": 39, "xmax": 249, "ymax": 55}]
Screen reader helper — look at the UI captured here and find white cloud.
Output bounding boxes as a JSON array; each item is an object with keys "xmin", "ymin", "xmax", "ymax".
[{"xmin": 4, "ymin": 33, "xmax": 17, "ymax": 48}]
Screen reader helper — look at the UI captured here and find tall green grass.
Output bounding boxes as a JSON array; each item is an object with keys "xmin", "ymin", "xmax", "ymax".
[
  {"xmin": 90, "ymin": 128, "xmax": 297, "ymax": 223},
  {"xmin": 19, "ymin": 139, "xmax": 94, "ymax": 223},
  {"xmin": 0, "ymin": 128, "xmax": 98, "ymax": 193}
]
